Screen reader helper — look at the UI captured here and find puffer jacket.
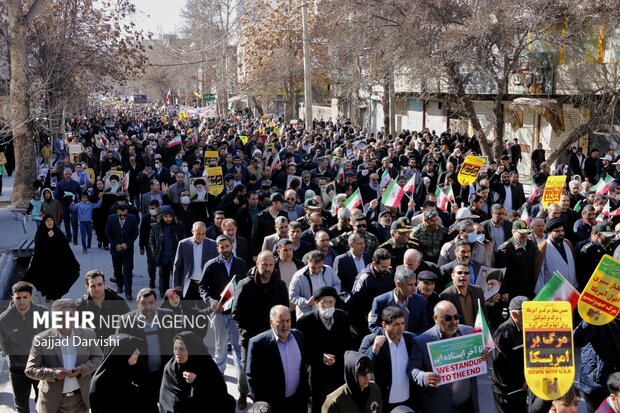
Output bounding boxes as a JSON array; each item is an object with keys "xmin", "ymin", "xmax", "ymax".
[{"xmin": 573, "ymin": 319, "xmax": 620, "ymax": 394}]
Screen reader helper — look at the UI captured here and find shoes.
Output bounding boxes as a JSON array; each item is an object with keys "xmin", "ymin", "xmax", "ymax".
[
  {"xmin": 83, "ymin": 248, "xmax": 87, "ymax": 254},
  {"xmin": 87, "ymin": 243, "xmax": 91, "ymax": 248},
  {"xmin": 126, "ymin": 294, "xmax": 133, "ymax": 300},
  {"xmin": 116, "ymin": 287, "xmax": 124, "ymax": 294},
  {"xmin": 237, "ymin": 395, "xmax": 247, "ymax": 410},
  {"xmin": 73, "ymin": 240, "xmax": 78, "ymax": 246}
]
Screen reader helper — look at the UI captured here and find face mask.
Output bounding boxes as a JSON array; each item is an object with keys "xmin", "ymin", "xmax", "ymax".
[
  {"xmin": 467, "ymin": 232, "xmax": 478, "ymax": 243},
  {"xmin": 181, "ymin": 167, "xmax": 188, "ymax": 173},
  {"xmin": 181, "ymin": 196, "xmax": 190, "ymax": 205},
  {"xmin": 256, "ymin": 163, "xmax": 262, "ymax": 168},
  {"xmin": 319, "ymin": 306, "xmax": 335, "ymax": 319},
  {"xmin": 149, "ymin": 209, "xmax": 158, "ymax": 216},
  {"xmin": 616, "ymin": 194, "xmax": 620, "ymax": 201},
  {"xmin": 155, "ymin": 163, "xmax": 161, "ymax": 168},
  {"xmin": 476, "ymin": 234, "xmax": 485, "ymax": 243}
]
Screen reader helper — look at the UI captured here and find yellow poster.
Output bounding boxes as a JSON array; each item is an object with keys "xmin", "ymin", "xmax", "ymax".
[
  {"xmin": 457, "ymin": 155, "xmax": 486, "ymax": 186},
  {"xmin": 578, "ymin": 254, "xmax": 620, "ymax": 325},
  {"xmin": 541, "ymin": 176, "xmax": 567, "ymax": 208},
  {"xmin": 239, "ymin": 135, "xmax": 248, "ymax": 145},
  {"xmin": 204, "ymin": 150, "xmax": 219, "ymax": 165},
  {"xmin": 161, "ymin": 115, "xmax": 167, "ymax": 123},
  {"xmin": 523, "ymin": 301, "xmax": 575, "ymax": 401},
  {"xmin": 206, "ymin": 166, "xmax": 223, "ymax": 196}
]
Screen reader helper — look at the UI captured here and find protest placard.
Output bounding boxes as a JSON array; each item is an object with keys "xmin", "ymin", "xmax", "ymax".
[
  {"xmin": 578, "ymin": 254, "xmax": 620, "ymax": 325},
  {"xmin": 426, "ymin": 333, "xmax": 487, "ymax": 385},
  {"xmin": 541, "ymin": 176, "xmax": 567, "ymax": 208},
  {"xmin": 204, "ymin": 150, "xmax": 219, "ymax": 165},
  {"xmin": 475, "ymin": 266, "xmax": 506, "ymax": 300},
  {"xmin": 457, "ymin": 155, "xmax": 486, "ymax": 186},
  {"xmin": 205, "ymin": 166, "xmax": 224, "ymax": 196},
  {"xmin": 523, "ymin": 301, "xmax": 575, "ymax": 400}
]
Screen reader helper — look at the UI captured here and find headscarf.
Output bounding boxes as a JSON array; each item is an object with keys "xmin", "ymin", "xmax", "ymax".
[{"xmin": 34, "ymin": 214, "xmax": 65, "ymax": 246}]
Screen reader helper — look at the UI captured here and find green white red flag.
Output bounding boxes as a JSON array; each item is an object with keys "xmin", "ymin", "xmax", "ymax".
[
  {"xmin": 435, "ymin": 186, "xmax": 455, "ymax": 211},
  {"xmin": 591, "ymin": 175, "xmax": 613, "ymax": 195},
  {"xmin": 337, "ymin": 164, "xmax": 344, "ymax": 183},
  {"xmin": 343, "ymin": 188, "xmax": 363, "ymax": 211},
  {"xmin": 474, "ymin": 299, "xmax": 495, "ymax": 350},
  {"xmin": 528, "ymin": 179, "xmax": 541, "ymax": 203},
  {"xmin": 220, "ymin": 276, "xmax": 237, "ymax": 311},
  {"xmin": 533, "ymin": 271, "xmax": 579, "ymax": 310},
  {"xmin": 381, "ymin": 180, "xmax": 405, "ymax": 208},
  {"xmin": 403, "ymin": 175, "xmax": 415, "ymax": 193},
  {"xmin": 379, "ymin": 169, "xmax": 391, "ymax": 188}
]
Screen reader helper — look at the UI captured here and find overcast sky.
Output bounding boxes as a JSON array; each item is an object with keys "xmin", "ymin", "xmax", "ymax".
[{"xmin": 130, "ymin": 0, "xmax": 186, "ymax": 35}]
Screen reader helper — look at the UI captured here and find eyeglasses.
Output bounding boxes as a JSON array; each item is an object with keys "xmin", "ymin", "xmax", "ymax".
[
  {"xmin": 442, "ymin": 314, "xmax": 460, "ymax": 322},
  {"xmin": 455, "ymin": 271, "xmax": 470, "ymax": 275},
  {"xmin": 371, "ymin": 179, "xmax": 379, "ymax": 183},
  {"xmin": 286, "ymin": 198, "xmax": 295, "ymax": 201}
]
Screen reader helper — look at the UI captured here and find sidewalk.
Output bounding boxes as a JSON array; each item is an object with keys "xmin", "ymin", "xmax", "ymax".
[{"xmin": 0, "ymin": 175, "xmax": 247, "ymax": 412}]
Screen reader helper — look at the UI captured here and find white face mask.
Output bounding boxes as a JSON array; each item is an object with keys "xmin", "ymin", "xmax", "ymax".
[
  {"xmin": 181, "ymin": 167, "xmax": 189, "ymax": 173},
  {"xmin": 181, "ymin": 196, "xmax": 190, "ymax": 205},
  {"xmin": 149, "ymin": 209, "xmax": 158, "ymax": 216},
  {"xmin": 319, "ymin": 306, "xmax": 335, "ymax": 319}
]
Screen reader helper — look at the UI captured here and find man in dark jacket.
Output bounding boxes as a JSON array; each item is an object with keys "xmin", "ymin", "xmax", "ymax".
[
  {"xmin": 54, "ymin": 167, "xmax": 81, "ymax": 243},
  {"xmin": 250, "ymin": 193, "xmax": 288, "ymax": 258},
  {"xmin": 492, "ymin": 296, "xmax": 529, "ymax": 413},
  {"xmin": 360, "ymin": 306, "xmax": 417, "ymax": 411},
  {"xmin": 200, "ymin": 235, "xmax": 247, "ymax": 376},
  {"xmin": 150, "ymin": 205, "xmax": 186, "ymax": 297},
  {"xmin": 105, "ymin": 201, "xmax": 139, "ymax": 299},
  {"xmin": 297, "ymin": 287, "xmax": 352, "ymax": 413},
  {"xmin": 247, "ymin": 305, "xmax": 310, "ymax": 413},
  {"xmin": 75, "ymin": 269, "xmax": 130, "ymax": 340},
  {"xmin": 139, "ymin": 199, "xmax": 160, "ymax": 288},
  {"xmin": 232, "ymin": 251, "xmax": 289, "ymax": 410},
  {"xmin": 0, "ymin": 282, "xmax": 48, "ymax": 413},
  {"xmin": 496, "ymin": 220, "xmax": 539, "ymax": 299}
]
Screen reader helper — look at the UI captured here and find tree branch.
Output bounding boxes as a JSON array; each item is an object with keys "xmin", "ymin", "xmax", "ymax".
[{"xmin": 25, "ymin": 0, "xmax": 45, "ymax": 25}]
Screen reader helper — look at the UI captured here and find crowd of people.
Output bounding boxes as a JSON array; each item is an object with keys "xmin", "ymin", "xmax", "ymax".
[{"xmin": 1, "ymin": 107, "xmax": 620, "ymax": 413}]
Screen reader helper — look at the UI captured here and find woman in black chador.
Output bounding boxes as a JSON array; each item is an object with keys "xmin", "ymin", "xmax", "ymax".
[
  {"xmin": 23, "ymin": 214, "xmax": 80, "ymax": 299},
  {"xmin": 159, "ymin": 331, "xmax": 235, "ymax": 413},
  {"xmin": 90, "ymin": 334, "xmax": 151, "ymax": 413}
]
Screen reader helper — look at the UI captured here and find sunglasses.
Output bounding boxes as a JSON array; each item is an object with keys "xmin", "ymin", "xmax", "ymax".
[
  {"xmin": 356, "ymin": 224, "xmax": 367, "ymax": 228},
  {"xmin": 118, "ymin": 213, "xmax": 128, "ymax": 217},
  {"xmin": 286, "ymin": 198, "xmax": 296, "ymax": 201},
  {"xmin": 442, "ymin": 314, "xmax": 461, "ymax": 322},
  {"xmin": 455, "ymin": 271, "xmax": 470, "ymax": 275}
]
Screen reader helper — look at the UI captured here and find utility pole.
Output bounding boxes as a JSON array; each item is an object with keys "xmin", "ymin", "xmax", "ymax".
[{"xmin": 301, "ymin": 0, "xmax": 313, "ymax": 130}]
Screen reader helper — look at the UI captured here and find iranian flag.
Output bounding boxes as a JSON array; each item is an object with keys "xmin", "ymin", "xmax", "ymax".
[
  {"xmin": 528, "ymin": 179, "xmax": 542, "ymax": 203},
  {"xmin": 403, "ymin": 175, "xmax": 415, "ymax": 193},
  {"xmin": 520, "ymin": 208, "xmax": 530, "ymax": 225},
  {"xmin": 591, "ymin": 175, "xmax": 613, "ymax": 195},
  {"xmin": 220, "ymin": 276, "xmax": 237, "ymax": 311},
  {"xmin": 167, "ymin": 135, "xmax": 182, "ymax": 148},
  {"xmin": 381, "ymin": 180, "xmax": 405, "ymax": 208},
  {"xmin": 343, "ymin": 188, "xmax": 363, "ymax": 211},
  {"xmin": 609, "ymin": 207, "xmax": 620, "ymax": 217},
  {"xmin": 121, "ymin": 171, "xmax": 130, "ymax": 192},
  {"xmin": 379, "ymin": 169, "xmax": 391, "ymax": 188},
  {"xmin": 336, "ymin": 164, "xmax": 345, "ymax": 183},
  {"xmin": 435, "ymin": 186, "xmax": 454, "ymax": 211},
  {"xmin": 602, "ymin": 200, "xmax": 611, "ymax": 217},
  {"xmin": 533, "ymin": 271, "xmax": 580, "ymax": 310},
  {"xmin": 165, "ymin": 88, "xmax": 171, "ymax": 106},
  {"xmin": 271, "ymin": 152, "xmax": 281, "ymax": 168},
  {"xmin": 573, "ymin": 199, "xmax": 584, "ymax": 213},
  {"xmin": 474, "ymin": 299, "xmax": 495, "ymax": 350}
]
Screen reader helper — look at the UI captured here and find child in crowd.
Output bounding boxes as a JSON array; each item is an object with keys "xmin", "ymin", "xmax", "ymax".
[{"xmin": 70, "ymin": 192, "xmax": 101, "ymax": 253}]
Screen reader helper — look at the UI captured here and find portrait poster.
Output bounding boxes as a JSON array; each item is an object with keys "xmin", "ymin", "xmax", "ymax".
[{"xmin": 475, "ymin": 266, "xmax": 507, "ymax": 300}]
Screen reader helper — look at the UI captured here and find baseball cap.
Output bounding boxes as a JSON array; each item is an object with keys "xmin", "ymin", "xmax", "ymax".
[
  {"xmin": 455, "ymin": 207, "xmax": 479, "ymax": 220},
  {"xmin": 269, "ymin": 193, "xmax": 285, "ymax": 203},
  {"xmin": 512, "ymin": 220, "xmax": 531, "ymax": 234}
]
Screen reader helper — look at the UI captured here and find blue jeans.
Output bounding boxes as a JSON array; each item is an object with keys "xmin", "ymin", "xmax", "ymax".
[
  {"xmin": 213, "ymin": 313, "xmax": 242, "ymax": 377},
  {"xmin": 79, "ymin": 221, "xmax": 92, "ymax": 248}
]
